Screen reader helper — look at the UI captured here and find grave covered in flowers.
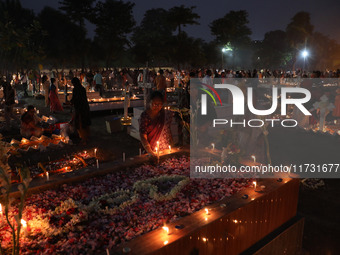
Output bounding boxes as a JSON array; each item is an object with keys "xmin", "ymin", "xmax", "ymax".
[{"xmin": 0, "ymin": 156, "xmax": 253, "ymax": 254}]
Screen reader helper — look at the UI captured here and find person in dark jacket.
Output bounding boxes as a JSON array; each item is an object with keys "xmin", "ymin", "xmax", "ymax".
[{"xmin": 70, "ymin": 77, "xmax": 91, "ymax": 144}]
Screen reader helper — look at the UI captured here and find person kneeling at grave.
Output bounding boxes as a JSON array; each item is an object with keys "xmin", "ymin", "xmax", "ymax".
[
  {"xmin": 20, "ymin": 105, "xmax": 43, "ymax": 138},
  {"xmin": 139, "ymin": 91, "xmax": 173, "ymax": 156}
]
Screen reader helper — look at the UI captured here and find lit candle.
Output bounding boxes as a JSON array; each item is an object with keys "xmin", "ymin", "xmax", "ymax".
[
  {"xmin": 211, "ymin": 143, "xmax": 215, "ymax": 150},
  {"xmin": 0, "ymin": 203, "xmax": 2, "ymax": 223},
  {"xmin": 163, "ymin": 240, "xmax": 168, "ymax": 245},
  {"xmin": 37, "ymin": 110, "xmax": 40, "ymax": 114},
  {"xmin": 169, "ymin": 145, "xmax": 171, "ymax": 153},
  {"xmin": 96, "ymin": 159, "xmax": 99, "ymax": 169},
  {"xmin": 251, "ymin": 155, "xmax": 256, "ymax": 163},
  {"xmin": 21, "ymin": 219, "xmax": 28, "ymax": 235},
  {"xmin": 162, "ymin": 226, "xmax": 169, "ymax": 235},
  {"xmin": 46, "ymin": 172, "xmax": 49, "ymax": 181},
  {"xmin": 205, "ymin": 208, "xmax": 209, "ymax": 215},
  {"xmin": 139, "ymin": 148, "xmax": 142, "ymax": 156},
  {"xmin": 334, "ymin": 120, "xmax": 337, "ymax": 124},
  {"xmin": 253, "ymin": 181, "xmax": 257, "ymax": 191},
  {"xmin": 94, "ymin": 148, "xmax": 97, "ymax": 158},
  {"xmin": 123, "ymin": 153, "xmax": 125, "ymax": 162}
]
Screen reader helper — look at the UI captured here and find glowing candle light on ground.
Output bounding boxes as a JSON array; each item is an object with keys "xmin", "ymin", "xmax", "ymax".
[
  {"xmin": 205, "ymin": 208, "xmax": 209, "ymax": 215},
  {"xmin": 251, "ymin": 155, "xmax": 256, "ymax": 163},
  {"xmin": 162, "ymin": 226, "xmax": 169, "ymax": 235},
  {"xmin": 169, "ymin": 145, "xmax": 171, "ymax": 153},
  {"xmin": 253, "ymin": 181, "xmax": 257, "ymax": 191},
  {"xmin": 46, "ymin": 172, "xmax": 49, "ymax": 181},
  {"xmin": 21, "ymin": 219, "xmax": 28, "ymax": 235},
  {"xmin": 21, "ymin": 219, "xmax": 27, "ymax": 227},
  {"xmin": 163, "ymin": 240, "xmax": 168, "ymax": 245}
]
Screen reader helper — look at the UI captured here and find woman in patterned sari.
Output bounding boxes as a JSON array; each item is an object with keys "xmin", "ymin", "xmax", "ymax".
[
  {"xmin": 49, "ymin": 78, "xmax": 63, "ymax": 113},
  {"xmin": 139, "ymin": 91, "xmax": 172, "ymax": 156}
]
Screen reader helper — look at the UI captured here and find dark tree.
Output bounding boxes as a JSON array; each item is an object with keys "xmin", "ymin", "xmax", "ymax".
[
  {"xmin": 286, "ymin": 11, "xmax": 314, "ymax": 49},
  {"xmin": 58, "ymin": 0, "xmax": 94, "ymax": 29},
  {"xmin": 92, "ymin": 0, "xmax": 135, "ymax": 67},
  {"xmin": 169, "ymin": 33, "xmax": 206, "ymax": 68},
  {"xmin": 286, "ymin": 12, "xmax": 314, "ymax": 69},
  {"xmin": 256, "ymin": 30, "xmax": 292, "ymax": 69},
  {"xmin": 38, "ymin": 7, "xmax": 86, "ymax": 68},
  {"xmin": 0, "ymin": 0, "xmax": 44, "ymax": 72},
  {"xmin": 210, "ymin": 10, "xmax": 252, "ymax": 69},
  {"xmin": 309, "ymin": 32, "xmax": 340, "ymax": 70},
  {"xmin": 210, "ymin": 10, "xmax": 252, "ymax": 47},
  {"xmin": 132, "ymin": 8, "xmax": 172, "ymax": 65},
  {"xmin": 167, "ymin": 5, "xmax": 200, "ymax": 36}
]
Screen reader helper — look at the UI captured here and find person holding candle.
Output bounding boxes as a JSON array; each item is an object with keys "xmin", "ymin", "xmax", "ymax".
[{"xmin": 139, "ymin": 91, "xmax": 173, "ymax": 156}]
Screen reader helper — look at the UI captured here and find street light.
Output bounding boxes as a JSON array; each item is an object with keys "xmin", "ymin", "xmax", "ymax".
[
  {"xmin": 301, "ymin": 49, "xmax": 309, "ymax": 74},
  {"xmin": 221, "ymin": 46, "xmax": 233, "ymax": 70},
  {"xmin": 221, "ymin": 48, "xmax": 227, "ymax": 69}
]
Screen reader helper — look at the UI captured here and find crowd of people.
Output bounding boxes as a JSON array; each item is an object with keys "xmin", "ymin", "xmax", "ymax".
[{"xmin": 1, "ymin": 67, "xmax": 340, "ymax": 152}]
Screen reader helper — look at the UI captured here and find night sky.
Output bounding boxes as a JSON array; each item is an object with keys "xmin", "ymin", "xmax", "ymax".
[{"xmin": 21, "ymin": 0, "xmax": 340, "ymax": 42}]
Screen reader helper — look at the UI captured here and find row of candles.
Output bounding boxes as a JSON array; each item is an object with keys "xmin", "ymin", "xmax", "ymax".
[
  {"xmin": 43, "ymin": 143, "xmax": 173, "ymax": 182},
  {"xmin": 160, "ymin": 178, "xmax": 277, "ymax": 246},
  {"xmin": 42, "ymin": 144, "xmax": 174, "ymax": 182}
]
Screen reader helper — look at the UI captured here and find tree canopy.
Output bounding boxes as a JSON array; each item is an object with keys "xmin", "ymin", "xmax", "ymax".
[{"xmin": 0, "ymin": 1, "xmax": 339, "ymax": 71}]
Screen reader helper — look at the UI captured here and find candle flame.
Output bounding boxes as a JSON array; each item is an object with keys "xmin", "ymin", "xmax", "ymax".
[
  {"xmin": 169, "ymin": 145, "xmax": 171, "ymax": 152},
  {"xmin": 162, "ymin": 226, "xmax": 169, "ymax": 234},
  {"xmin": 205, "ymin": 208, "xmax": 209, "ymax": 215},
  {"xmin": 202, "ymin": 237, "xmax": 207, "ymax": 242},
  {"xmin": 0, "ymin": 203, "xmax": 2, "ymax": 213},
  {"xmin": 21, "ymin": 219, "xmax": 27, "ymax": 227},
  {"xmin": 251, "ymin": 155, "xmax": 256, "ymax": 162},
  {"xmin": 163, "ymin": 240, "xmax": 168, "ymax": 245}
]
